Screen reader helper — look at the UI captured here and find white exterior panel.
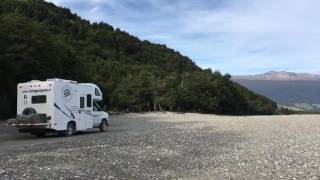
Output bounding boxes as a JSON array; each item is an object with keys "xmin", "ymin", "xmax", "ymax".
[{"xmin": 14, "ymin": 79, "xmax": 109, "ymax": 134}]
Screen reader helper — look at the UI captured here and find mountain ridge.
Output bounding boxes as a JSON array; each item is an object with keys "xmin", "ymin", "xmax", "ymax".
[{"xmin": 233, "ymin": 71, "xmax": 320, "ymax": 81}]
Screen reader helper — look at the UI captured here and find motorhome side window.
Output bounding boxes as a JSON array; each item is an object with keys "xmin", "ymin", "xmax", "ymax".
[
  {"xmin": 95, "ymin": 88, "xmax": 101, "ymax": 96},
  {"xmin": 87, "ymin": 94, "xmax": 92, "ymax": 107},
  {"xmin": 80, "ymin": 97, "xmax": 85, "ymax": 108},
  {"xmin": 31, "ymin": 95, "xmax": 46, "ymax": 104}
]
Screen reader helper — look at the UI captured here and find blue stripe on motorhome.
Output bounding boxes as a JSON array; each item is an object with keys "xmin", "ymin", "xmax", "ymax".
[
  {"xmin": 80, "ymin": 109, "xmax": 94, "ymax": 117},
  {"xmin": 54, "ymin": 103, "xmax": 72, "ymax": 119},
  {"xmin": 64, "ymin": 105, "xmax": 75, "ymax": 119}
]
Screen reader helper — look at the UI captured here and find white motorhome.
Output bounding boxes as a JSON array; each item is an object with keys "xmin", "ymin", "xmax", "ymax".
[{"xmin": 9, "ymin": 78, "xmax": 109, "ymax": 137}]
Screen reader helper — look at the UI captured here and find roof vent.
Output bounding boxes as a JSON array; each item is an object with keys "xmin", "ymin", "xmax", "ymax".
[
  {"xmin": 30, "ymin": 80, "xmax": 41, "ymax": 83},
  {"xmin": 47, "ymin": 78, "xmax": 77, "ymax": 83}
]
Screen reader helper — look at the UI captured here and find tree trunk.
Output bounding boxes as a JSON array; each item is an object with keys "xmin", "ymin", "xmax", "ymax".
[
  {"xmin": 154, "ymin": 103, "xmax": 157, "ymax": 111},
  {"xmin": 181, "ymin": 73, "xmax": 184, "ymax": 89}
]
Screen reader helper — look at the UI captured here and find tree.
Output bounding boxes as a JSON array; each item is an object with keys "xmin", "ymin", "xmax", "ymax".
[{"xmin": 0, "ymin": 0, "xmax": 277, "ymax": 117}]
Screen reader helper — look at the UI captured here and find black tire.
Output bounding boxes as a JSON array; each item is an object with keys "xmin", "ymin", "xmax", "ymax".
[
  {"xmin": 59, "ymin": 122, "xmax": 76, "ymax": 137},
  {"xmin": 99, "ymin": 120, "xmax": 108, "ymax": 132}
]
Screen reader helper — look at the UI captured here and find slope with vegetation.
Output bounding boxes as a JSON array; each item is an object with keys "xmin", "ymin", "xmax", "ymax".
[{"xmin": 0, "ymin": 0, "xmax": 277, "ymax": 118}]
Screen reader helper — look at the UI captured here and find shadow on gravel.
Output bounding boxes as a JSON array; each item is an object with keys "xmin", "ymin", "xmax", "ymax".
[{"xmin": 0, "ymin": 126, "xmax": 103, "ymax": 141}]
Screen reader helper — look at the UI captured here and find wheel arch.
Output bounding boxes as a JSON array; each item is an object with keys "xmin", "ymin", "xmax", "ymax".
[
  {"xmin": 68, "ymin": 120, "xmax": 77, "ymax": 130},
  {"xmin": 102, "ymin": 118, "xmax": 109, "ymax": 125}
]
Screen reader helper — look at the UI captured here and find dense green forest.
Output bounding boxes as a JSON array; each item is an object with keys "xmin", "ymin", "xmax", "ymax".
[{"xmin": 0, "ymin": 0, "xmax": 277, "ymax": 118}]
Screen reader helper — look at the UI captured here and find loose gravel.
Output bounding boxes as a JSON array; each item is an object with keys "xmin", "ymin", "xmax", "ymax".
[{"xmin": 0, "ymin": 113, "xmax": 320, "ymax": 179}]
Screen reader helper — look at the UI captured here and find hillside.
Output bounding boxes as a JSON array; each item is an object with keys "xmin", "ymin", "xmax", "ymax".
[
  {"xmin": 233, "ymin": 71, "xmax": 320, "ymax": 81},
  {"xmin": 0, "ymin": 0, "xmax": 276, "ymax": 117}
]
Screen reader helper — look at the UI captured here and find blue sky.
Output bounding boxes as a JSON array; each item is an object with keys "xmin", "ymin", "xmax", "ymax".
[{"xmin": 46, "ymin": 0, "xmax": 320, "ymax": 75}]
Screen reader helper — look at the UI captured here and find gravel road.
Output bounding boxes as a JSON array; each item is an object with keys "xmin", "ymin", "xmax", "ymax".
[{"xmin": 1, "ymin": 113, "xmax": 320, "ymax": 179}]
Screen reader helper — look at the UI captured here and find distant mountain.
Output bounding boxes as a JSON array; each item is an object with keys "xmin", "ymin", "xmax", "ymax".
[
  {"xmin": 233, "ymin": 71, "xmax": 320, "ymax": 81},
  {"xmin": 233, "ymin": 72, "xmax": 320, "ymax": 112}
]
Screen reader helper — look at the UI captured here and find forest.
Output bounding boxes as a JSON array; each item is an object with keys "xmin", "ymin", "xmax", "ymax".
[{"xmin": 0, "ymin": 0, "xmax": 277, "ymax": 118}]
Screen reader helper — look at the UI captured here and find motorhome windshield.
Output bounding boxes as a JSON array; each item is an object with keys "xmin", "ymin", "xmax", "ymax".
[{"xmin": 31, "ymin": 95, "xmax": 46, "ymax": 104}]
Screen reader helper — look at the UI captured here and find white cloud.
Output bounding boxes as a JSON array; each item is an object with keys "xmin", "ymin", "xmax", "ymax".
[{"xmin": 45, "ymin": 0, "xmax": 320, "ymax": 75}]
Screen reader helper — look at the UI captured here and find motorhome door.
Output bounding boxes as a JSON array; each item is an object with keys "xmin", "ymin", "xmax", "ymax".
[{"xmin": 79, "ymin": 94, "xmax": 93, "ymax": 129}]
